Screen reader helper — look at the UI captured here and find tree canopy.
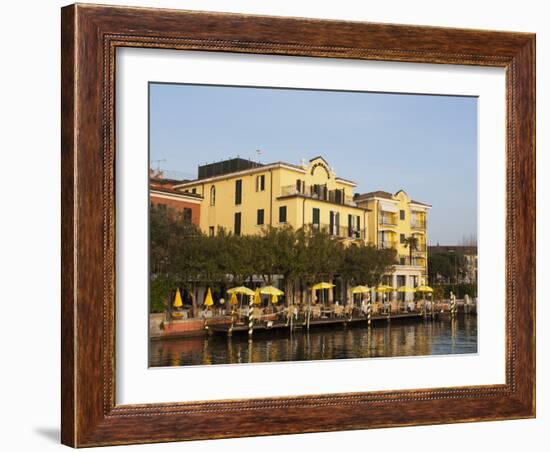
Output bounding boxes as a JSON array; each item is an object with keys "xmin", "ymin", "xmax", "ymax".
[{"xmin": 150, "ymin": 205, "xmax": 397, "ymax": 309}]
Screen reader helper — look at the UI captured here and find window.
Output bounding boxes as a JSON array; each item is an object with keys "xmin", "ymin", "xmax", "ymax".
[
  {"xmin": 210, "ymin": 185, "xmax": 216, "ymax": 206},
  {"xmin": 209, "ymin": 226, "xmax": 215, "ymax": 237},
  {"xmin": 296, "ymin": 179, "xmax": 302, "ymax": 193},
  {"xmin": 279, "ymin": 206, "xmax": 287, "ymax": 223},
  {"xmin": 400, "ymin": 257, "xmax": 406, "ymax": 265},
  {"xmin": 334, "ymin": 189, "xmax": 343, "ymax": 204},
  {"xmin": 256, "ymin": 174, "xmax": 265, "ymax": 192},
  {"xmin": 399, "ymin": 209, "xmax": 405, "ymax": 220},
  {"xmin": 234, "ymin": 212, "xmax": 241, "ymax": 236},
  {"xmin": 191, "ymin": 188, "xmax": 197, "ymax": 194},
  {"xmin": 182, "ymin": 208, "xmax": 192, "ymax": 223},
  {"xmin": 329, "ymin": 211, "xmax": 340, "ymax": 236},
  {"xmin": 257, "ymin": 209, "xmax": 265, "ymax": 226},
  {"xmin": 400, "ymin": 233, "xmax": 405, "ymax": 243},
  {"xmin": 312, "ymin": 208, "xmax": 320, "ymax": 228},
  {"xmin": 235, "ymin": 179, "xmax": 242, "ymax": 205},
  {"xmin": 347, "ymin": 214, "xmax": 360, "ymax": 238}
]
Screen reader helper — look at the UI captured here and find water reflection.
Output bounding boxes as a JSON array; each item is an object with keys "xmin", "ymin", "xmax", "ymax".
[{"xmin": 149, "ymin": 316, "xmax": 478, "ymax": 367}]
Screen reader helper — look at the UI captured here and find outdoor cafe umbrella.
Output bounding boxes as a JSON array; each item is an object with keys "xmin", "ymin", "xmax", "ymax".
[
  {"xmin": 375, "ymin": 285, "xmax": 394, "ymax": 303},
  {"xmin": 416, "ymin": 285, "xmax": 434, "ymax": 293},
  {"xmin": 229, "ymin": 292, "xmax": 238, "ymax": 305},
  {"xmin": 227, "ymin": 286, "xmax": 255, "ymax": 309},
  {"xmin": 259, "ymin": 285, "xmax": 284, "ymax": 304},
  {"xmin": 351, "ymin": 285, "xmax": 370, "ymax": 306},
  {"xmin": 203, "ymin": 287, "xmax": 214, "ymax": 307},
  {"xmin": 416, "ymin": 285, "xmax": 434, "ymax": 311},
  {"xmin": 351, "ymin": 285, "xmax": 370, "ymax": 294},
  {"xmin": 173, "ymin": 288, "xmax": 183, "ymax": 309},
  {"xmin": 253, "ymin": 288, "xmax": 261, "ymax": 305},
  {"xmin": 397, "ymin": 286, "xmax": 416, "ymax": 306},
  {"xmin": 227, "ymin": 286, "xmax": 255, "ymax": 296},
  {"xmin": 312, "ymin": 282, "xmax": 335, "ymax": 306}
]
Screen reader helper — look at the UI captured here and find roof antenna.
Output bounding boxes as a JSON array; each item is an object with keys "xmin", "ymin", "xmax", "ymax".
[{"xmin": 256, "ymin": 149, "xmax": 262, "ymax": 163}]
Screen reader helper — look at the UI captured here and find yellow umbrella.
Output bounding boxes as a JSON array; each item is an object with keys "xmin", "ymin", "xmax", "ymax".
[
  {"xmin": 259, "ymin": 285, "xmax": 284, "ymax": 296},
  {"xmin": 375, "ymin": 285, "xmax": 394, "ymax": 293},
  {"xmin": 173, "ymin": 288, "xmax": 183, "ymax": 308},
  {"xmin": 312, "ymin": 282, "xmax": 335, "ymax": 290},
  {"xmin": 227, "ymin": 286, "xmax": 255, "ymax": 296},
  {"xmin": 397, "ymin": 286, "xmax": 416, "ymax": 293},
  {"xmin": 253, "ymin": 288, "xmax": 261, "ymax": 305},
  {"xmin": 203, "ymin": 287, "xmax": 214, "ymax": 306},
  {"xmin": 416, "ymin": 285, "xmax": 434, "ymax": 293},
  {"xmin": 229, "ymin": 292, "xmax": 238, "ymax": 305},
  {"xmin": 312, "ymin": 282, "xmax": 335, "ymax": 306},
  {"xmin": 351, "ymin": 285, "xmax": 370, "ymax": 294},
  {"xmin": 271, "ymin": 294, "xmax": 279, "ymax": 304}
]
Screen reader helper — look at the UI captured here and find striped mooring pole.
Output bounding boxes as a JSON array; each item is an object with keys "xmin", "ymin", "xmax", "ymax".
[
  {"xmin": 367, "ymin": 300, "xmax": 372, "ymax": 327},
  {"xmin": 450, "ymin": 292, "xmax": 456, "ymax": 318},
  {"xmin": 248, "ymin": 294, "xmax": 254, "ymax": 339}
]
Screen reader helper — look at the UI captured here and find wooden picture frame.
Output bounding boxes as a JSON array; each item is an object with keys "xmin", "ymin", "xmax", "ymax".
[{"xmin": 61, "ymin": 3, "xmax": 535, "ymax": 447}]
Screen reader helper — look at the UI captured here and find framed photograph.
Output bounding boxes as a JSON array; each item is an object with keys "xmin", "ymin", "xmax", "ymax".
[{"xmin": 61, "ymin": 3, "xmax": 535, "ymax": 447}]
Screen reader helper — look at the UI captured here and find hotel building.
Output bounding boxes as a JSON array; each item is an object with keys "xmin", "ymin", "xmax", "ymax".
[
  {"xmin": 164, "ymin": 156, "xmax": 430, "ymax": 296},
  {"xmin": 174, "ymin": 157, "xmax": 368, "ymax": 243},
  {"xmin": 354, "ymin": 190, "xmax": 431, "ymax": 298}
]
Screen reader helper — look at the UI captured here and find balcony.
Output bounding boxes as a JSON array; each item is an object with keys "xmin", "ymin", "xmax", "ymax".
[
  {"xmin": 411, "ymin": 218, "xmax": 427, "ymax": 229},
  {"xmin": 397, "ymin": 256, "xmax": 426, "ymax": 267},
  {"xmin": 310, "ymin": 223, "xmax": 365, "ymax": 240},
  {"xmin": 412, "ymin": 243, "xmax": 427, "ymax": 252},
  {"xmin": 281, "ymin": 185, "xmax": 355, "ymax": 207},
  {"xmin": 379, "ymin": 240, "xmax": 397, "ymax": 250},
  {"xmin": 379, "ymin": 213, "xmax": 397, "ymax": 226}
]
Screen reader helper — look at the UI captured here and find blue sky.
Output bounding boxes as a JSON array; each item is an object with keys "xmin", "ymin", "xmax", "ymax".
[{"xmin": 149, "ymin": 83, "xmax": 477, "ymax": 245}]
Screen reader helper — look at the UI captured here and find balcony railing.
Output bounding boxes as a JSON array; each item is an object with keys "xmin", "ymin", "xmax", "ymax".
[
  {"xmin": 310, "ymin": 223, "xmax": 365, "ymax": 240},
  {"xmin": 379, "ymin": 240, "xmax": 397, "ymax": 250},
  {"xmin": 281, "ymin": 185, "xmax": 355, "ymax": 206},
  {"xmin": 411, "ymin": 219, "xmax": 427, "ymax": 229},
  {"xmin": 397, "ymin": 256, "xmax": 427, "ymax": 267},
  {"xmin": 379, "ymin": 214, "xmax": 397, "ymax": 226}
]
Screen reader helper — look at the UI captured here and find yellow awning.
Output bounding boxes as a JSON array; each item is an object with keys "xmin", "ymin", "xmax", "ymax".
[{"xmin": 173, "ymin": 288, "xmax": 183, "ymax": 308}]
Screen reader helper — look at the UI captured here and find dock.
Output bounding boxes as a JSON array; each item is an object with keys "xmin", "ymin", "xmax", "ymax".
[{"xmin": 207, "ymin": 311, "xmax": 424, "ymax": 335}]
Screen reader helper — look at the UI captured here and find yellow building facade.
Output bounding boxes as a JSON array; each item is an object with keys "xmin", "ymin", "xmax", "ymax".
[
  {"xmin": 174, "ymin": 157, "xmax": 368, "ymax": 243},
  {"xmin": 354, "ymin": 190, "xmax": 430, "ymax": 299},
  {"xmin": 172, "ymin": 156, "xmax": 430, "ymax": 297}
]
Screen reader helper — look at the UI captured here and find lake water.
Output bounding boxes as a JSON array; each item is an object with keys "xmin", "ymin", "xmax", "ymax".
[{"xmin": 149, "ymin": 315, "xmax": 478, "ymax": 367}]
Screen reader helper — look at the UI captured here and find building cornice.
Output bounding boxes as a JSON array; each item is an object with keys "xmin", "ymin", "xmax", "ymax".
[{"xmin": 150, "ymin": 190, "xmax": 203, "ymax": 204}]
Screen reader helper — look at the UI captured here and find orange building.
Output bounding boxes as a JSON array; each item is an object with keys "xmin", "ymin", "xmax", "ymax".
[{"xmin": 150, "ymin": 176, "xmax": 202, "ymax": 226}]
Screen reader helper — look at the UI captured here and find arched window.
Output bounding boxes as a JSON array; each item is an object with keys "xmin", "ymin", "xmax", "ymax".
[{"xmin": 210, "ymin": 185, "xmax": 216, "ymax": 206}]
